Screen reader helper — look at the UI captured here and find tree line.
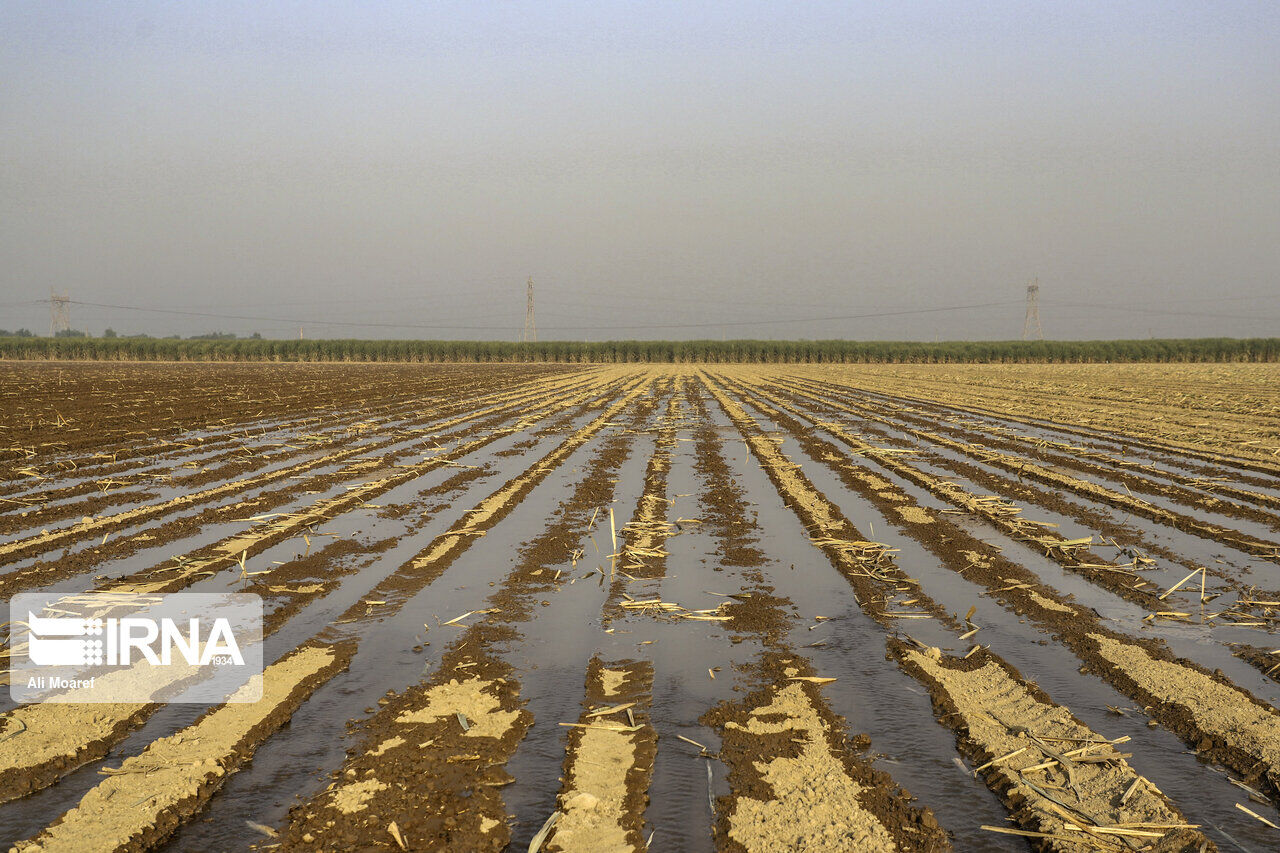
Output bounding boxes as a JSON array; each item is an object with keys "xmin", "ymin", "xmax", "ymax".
[{"xmin": 0, "ymin": 337, "xmax": 1277, "ymax": 363}]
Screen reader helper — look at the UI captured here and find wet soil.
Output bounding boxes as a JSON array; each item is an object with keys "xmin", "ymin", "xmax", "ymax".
[{"xmin": 4, "ymin": 364, "xmax": 1280, "ymax": 853}]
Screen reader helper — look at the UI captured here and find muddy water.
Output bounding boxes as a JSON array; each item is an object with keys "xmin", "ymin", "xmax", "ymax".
[
  {"xmin": 704, "ymin": 398, "xmax": 1021, "ymax": 850},
  {"xmin": 1, "ymin": 457, "xmax": 406, "ymax": 575},
  {"xmin": 497, "ymin": 425, "xmax": 661, "ymax": 848},
  {"xmin": 778, "ymin": 405, "xmax": 1280, "ymax": 678},
  {"xmin": 0, "ymin": 398, "xmax": 442, "ymax": 532},
  {"xmin": 779, "ymin": 382, "xmax": 1280, "ymax": 549},
  {"xmin": 12, "ymin": 386, "xmax": 416, "ymax": 473},
  {"xmin": 850, "ymin": 428, "xmax": 1280, "ymax": 596},
  {"xmin": 161, "ymin": 417, "xmax": 630, "ymax": 852},
  {"xmin": 779, "ymin": 376, "xmax": 1241, "ymax": 484},
  {"xmin": 635, "ymin": 441, "xmax": 761, "ymax": 853},
  {"xmin": 940, "ymin": 515, "xmax": 1280, "ymax": 702},
  {"xmin": 0, "ymin": 693, "xmax": 214, "ymax": 843},
  {"xmin": 3, "ymin": 410, "xmax": 574, "ymax": 602},
  {"xmin": 841, "ymin": 390, "xmax": 1280, "ymax": 516},
  {"xmin": 0, "ymin": 380, "xmax": 604, "ymax": 557},
  {"xmin": 0, "ymin": 402, "xmax": 612, "ymax": 844},
  {"xmin": 588, "ymin": 423, "xmax": 760, "ymax": 853},
  {"xmin": 838, "ymin": 379, "xmax": 1266, "ymax": 454},
  {"xmin": 0, "ymin": 443, "xmax": 544, "ymax": 837},
  {"xmin": 3, "ymin": 472, "xmax": 416, "ymax": 599},
  {"xmin": 949, "ymin": 453, "xmax": 1280, "ymax": 599},
  {"xmin": 846, "ymin": 383, "xmax": 1280, "ymax": 489},
  {"xmin": 738, "ymin": 394, "xmax": 1280, "ymax": 850},
  {"xmin": 6, "ymin": 368, "xmax": 1279, "ymax": 853}
]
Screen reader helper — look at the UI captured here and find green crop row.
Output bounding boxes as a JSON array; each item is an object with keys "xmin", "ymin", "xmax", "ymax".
[{"xmin": 1, "ymin": 337, "xmax": 1277, "ymax": 363}]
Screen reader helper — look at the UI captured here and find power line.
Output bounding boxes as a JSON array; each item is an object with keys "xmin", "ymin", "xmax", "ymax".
[
  {"xmin": 693, "ymin": 300, "xmax": 1024, "ymax": 330},
  {"xmin": 1052, "ymin": 292, "xmax": 1280, "ymax": 306},
  {"xmin": 100, "ymin": 287, "xmax": 1280, "ymax": 314},
  {"xmin": 1041, "ymin": 300, "xmax": 1275, "ymax": 322},
  {"xmin": 51, "ymin": 297, "xmax": 1024, "ymax": 333},
  {"xmin": 23, "ymin": 295, "xmax": 1278, "ymax": 336},
  {"xmin": 55, "ymin": 299, "xmax": 519, "ymax": 332}
]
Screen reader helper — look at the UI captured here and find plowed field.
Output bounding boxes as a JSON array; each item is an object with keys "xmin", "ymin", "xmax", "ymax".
[{"xmin": 4, "ymin": 361, "xmax": 1280, "ymax": 852}]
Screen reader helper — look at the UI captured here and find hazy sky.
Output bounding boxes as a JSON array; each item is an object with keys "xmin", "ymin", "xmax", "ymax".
[{"xmin": 2, "ymin": 2, "xmax": 1278, "ymax": 340}]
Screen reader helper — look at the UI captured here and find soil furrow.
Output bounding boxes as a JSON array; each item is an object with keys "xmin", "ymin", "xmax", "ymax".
[
  {"xmin": 0, "ymin": 373, "xmax": 616, "ymax": 600},
  {"xmin": 0, "ymin": 371, "xmax": 600, "ymax": 564},
  {"xmin": 545, "ymin": 658, "xmax": 657, "ymax": 853},
  {"xmin": 702, "ymin": 372, "xmax": 1275, "ymax": 848},
  {"xmin": 0, "ymin": 371, "xmax": 570, "ymax": 535},
  {"xmin": 0, "ymin": 377, "xmax": 641, "ymax": 811},
  {"xmin": 713, "ymin": 371, "xmax": 1280, "ymax": 804},
  {"xmin": 763, "ymin": 373, "xmax": 1280, "ymax": 599},
  {"xmin": 274, "ymin": 376, "xmax": 662, "ymax": 850},
  {"xmin": 5, "ymin": 363, "xmax": 1277, "ymax": 852},
  {"xmin": 769, "ymin": 374, "xmax": 1280, "ymax": 561},
  {"xmin": 793, "ymin": 366, "xmax": 1280, "ymax": 477},
  {"xmin": 684, "ymin": 384, "xmax": 952, "ymax": 851},
  {"xmin": 792, "ymin": 374, "xmax": 1280, "ymax": 522},
  {"xmin": 10, "ymin": 645, "xmax": 354, "ymax": 853},
  {"xmin": 893, "ymin": 641, "xmax": 1211, "ymax": 852}
]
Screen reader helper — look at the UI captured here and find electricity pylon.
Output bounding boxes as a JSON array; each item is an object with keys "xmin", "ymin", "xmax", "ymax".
[
  {"xmin": 522, "ymin": 277, "xmax": 537, "ymax": 342},
  {"xmin": 1022, "ymin": 279, "xmax": 1043, "ymax": 340},
  {"xmin": 49, "ymin": 291, "xmax": 71, "ymax": 337}
]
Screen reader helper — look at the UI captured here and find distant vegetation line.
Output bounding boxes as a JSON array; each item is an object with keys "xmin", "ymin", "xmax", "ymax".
[{"xmin": 1, "ymin": 337, "xmax": 1278, "ymax": 363}]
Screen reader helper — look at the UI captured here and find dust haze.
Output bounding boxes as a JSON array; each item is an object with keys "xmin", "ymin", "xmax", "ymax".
[{"xmin": 2, "ymin": 3, "xmax": 1277, "ymax": 340}]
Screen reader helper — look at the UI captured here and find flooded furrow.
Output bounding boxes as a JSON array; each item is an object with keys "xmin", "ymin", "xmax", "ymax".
[
  {"xmin": 785, "ymin": 373, "xmax": 1280, "ymax": 505},
  {"xmin": 0, "ymin": 373, "xmax": 619, "ymax": 601},
  {"xmin": 6, "ymin": 364, "xmax": 1278, "ymax": 852},
  {"xmin": 0, "ymin": 374, "xmax": 540, "ymax": 537},
  {"xmin": 766, "ymin": 375, "xmax": 1280, "ymax": 606},
  {"xmin": 0, "ymin": 372, "xmax": 604, "ymax": 565},
  {"xmin": 0, "ymin": 378, "xmax": 644, "ymax": 825},
  {"xmin": 269, "ymin": 377, "xmax": 663, "ymax": 851},
  {"xmin": 798, "ymin": 368, "xmax": 1280, "ymax": 478},
  {"xmin": 164, "ymin": 391, "xmax": 653, "ymax": 852},
  {"xmin": 705, "ymin": 372, "xmax": 1280, "ymax": 849}
]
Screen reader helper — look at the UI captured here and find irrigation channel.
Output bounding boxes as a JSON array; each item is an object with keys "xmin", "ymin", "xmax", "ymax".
[{"xmin": 2, "ymin": 362, "xmax": 1280, "ymax": 852}]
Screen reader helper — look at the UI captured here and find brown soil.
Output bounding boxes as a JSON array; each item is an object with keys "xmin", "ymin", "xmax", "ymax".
[
  {"xmin": 893, "ymin": 640, "xmax": 1211, "ymax": 852},
  {"xmin": 702, "ymin": 652, "xmax": 947, "ymax": 852},
  {"xmin": 547, "ymin": 657, "xmax": 658, "ymax": 853},
  {"xmin": 689, "ymin": 388, "xmax": 948, "ymax": 851},
  {"xmin": 717, "ymin": 370, "xmax": 1280, "ymax": 798},
  {"xmin": 13, "ymin": 643, "xmax": 354, "ymax": 853},
  {"xmin": 279, "ymin": 648, "xmax": 531, "ymax": 852},
  {"xmin": 6, "ymin": 364, "xmax": 1280, "ymax": 852}
]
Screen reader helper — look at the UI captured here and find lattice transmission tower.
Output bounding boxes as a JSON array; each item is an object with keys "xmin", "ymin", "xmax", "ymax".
[
  {"xmin": 522, "ymin": 276, "xmax": 537, "ymax": 342},
  {"xmin": 1022, "ymin": 279, "xmax": 1043, "ymax": 340},
  {"xmin": 49, "ymin": 291, "xmax": 71, "ymax": 337}
]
